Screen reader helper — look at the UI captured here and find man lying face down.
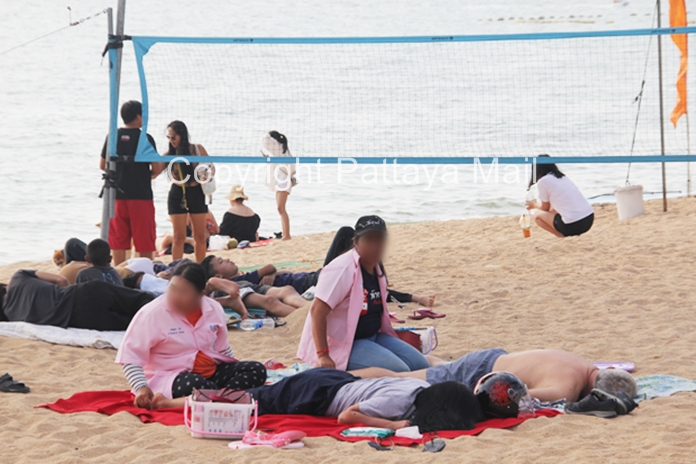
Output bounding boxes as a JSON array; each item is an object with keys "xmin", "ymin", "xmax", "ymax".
[
  {"xmin": 150, "ymin": 368, "xmax": 485, "ymax": 432},
  {"xmin": 351, "ymin": 348, "xmax": 638, "ymax": 403}
]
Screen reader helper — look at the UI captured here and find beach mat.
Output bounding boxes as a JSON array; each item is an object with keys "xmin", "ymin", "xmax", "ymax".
[
  {"xmin": 636, "ymin": 375, "xmax": 696, "ymax": 401},
  {"xmin": 37, "ymin": 390, "xmax": 560, "ymax": 444},
  {"xmin": 0, "ymin": 322, "xmax": 123, "ymax": 349}
]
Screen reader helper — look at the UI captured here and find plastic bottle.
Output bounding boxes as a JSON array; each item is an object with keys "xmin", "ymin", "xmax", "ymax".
[
  {"xmin": 519, "ymin": 211, "xmax": 531, "ymax": 238},
  {"xmin": 519, "ymin": 190, "xmax": 535, "ymax": 238},
  {"xmin": 238, "ymin": 318, "xmax": 276, "ymax": 331}
]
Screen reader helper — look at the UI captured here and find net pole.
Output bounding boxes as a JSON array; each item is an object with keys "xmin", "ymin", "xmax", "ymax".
[
  {"xmin": 101, "ymin": 0, "xmax": 126, "ymax": 241},
  {"xmin": 657, "ymin": 0, "xmax": 669, "ymax": 211},
  {"xmin": 100, "ymin": 8, "xmax": 114, "ymax": 241}
]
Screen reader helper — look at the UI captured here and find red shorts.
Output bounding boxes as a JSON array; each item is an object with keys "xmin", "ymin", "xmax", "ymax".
[{"xmin": 108, "ymin": 199, "xmax": 156, "ymax": 253}]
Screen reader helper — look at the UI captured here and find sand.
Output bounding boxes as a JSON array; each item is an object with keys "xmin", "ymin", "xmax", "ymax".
[{"xmin": 1, "ymin": 197, "xmax": 696, "ymax": 463}]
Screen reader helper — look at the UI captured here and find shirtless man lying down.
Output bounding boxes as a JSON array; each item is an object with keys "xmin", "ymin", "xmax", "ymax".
[{"xmin": 351, "ymin": 348, "xmax": 637, "ymax": 403}]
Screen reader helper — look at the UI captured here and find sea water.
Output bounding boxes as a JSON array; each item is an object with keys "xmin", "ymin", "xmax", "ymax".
[{"xmin": 0, "ymin": 0, "xmax": 691, "ymax": 264}]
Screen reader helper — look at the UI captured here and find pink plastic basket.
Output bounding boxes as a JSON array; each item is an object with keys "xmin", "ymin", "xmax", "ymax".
[{"xmin": 184, "ymin": 396, "xmax": 258, "ymax": 439}]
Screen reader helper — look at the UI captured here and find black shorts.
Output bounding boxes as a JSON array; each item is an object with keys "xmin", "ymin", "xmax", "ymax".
[
  {"xmin": 168, "ymin": 184, "xmax": 208, "ymax": 215},
  {"xmin": 237, "ymin": 280, "xmax": 271, "ymax": 296},
  {"xmin": 553, "ymin": 213, "xmax": 594, "ymax": 237}
]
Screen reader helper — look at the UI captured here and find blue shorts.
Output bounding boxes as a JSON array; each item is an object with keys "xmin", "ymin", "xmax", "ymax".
[{"xmin": 425, "ymin": 348, "xmax": 508, "ymax": 390}]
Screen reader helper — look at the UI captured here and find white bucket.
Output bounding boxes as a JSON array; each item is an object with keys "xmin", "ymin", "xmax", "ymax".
[{"xmin": 614, "ymin": 185, "xmax": 645, "ymax": 220}]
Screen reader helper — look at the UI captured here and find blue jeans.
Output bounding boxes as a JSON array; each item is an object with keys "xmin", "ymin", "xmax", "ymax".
[{"xmin": 347, "ymin": 333, "xmax": 431, "ymax": 372}]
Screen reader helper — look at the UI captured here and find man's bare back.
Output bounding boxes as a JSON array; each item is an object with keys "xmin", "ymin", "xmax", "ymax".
[
  {"xmin": 351, "ymin": 349, "xmax": 599, "ymax": 403},
  {"xmin": 493, "ymin": 350, "xmax": 598, "ymax": 402}
]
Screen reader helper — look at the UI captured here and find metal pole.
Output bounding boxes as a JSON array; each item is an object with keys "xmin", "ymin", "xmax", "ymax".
[
  {"xmin": 657, "ymin": 0, "xmax": 668, "ymax": 211},
  {"xmin": 101, "ymin": 0, "xmax": 126, "ymax": 240},
  {"xmin": 687, "ymin": 113, "xmax": 692, "ymax": 196},
  {"xmin": 100, "ymin": 8, "xmax": 114, "ymax": 240}
]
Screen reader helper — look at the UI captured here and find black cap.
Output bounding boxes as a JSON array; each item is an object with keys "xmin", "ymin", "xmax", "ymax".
[{"xmin": 354, "ymin": 215, "xmax": 387, "ymax": 237}]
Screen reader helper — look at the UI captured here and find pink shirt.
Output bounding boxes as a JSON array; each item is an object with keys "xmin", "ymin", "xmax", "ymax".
[
  {"xmin": 115, "ymin": 294, "xmax": 236, "ymax": 399},
  {"xmin": 297, "ymin": 248, "xmax": 397, "ymax": 371}
]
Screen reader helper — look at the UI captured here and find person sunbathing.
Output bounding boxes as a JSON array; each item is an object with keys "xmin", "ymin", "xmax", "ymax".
[
  {"xmin": 116, "ymin": 263, "xmax": 266, "ymax": 410},
  {"xmin": 148, "ymin": 367, "xmax": 484, "ymax": 432},
  {"xmin": 201, "ymin": 252, "xmax": 435, "ymax": 308},
  {"xmin": 0, "ymin": 270, "xmax": 154, "ymax": 331},
  {"xmin": 351, "ymin": 348, "xmax": 638, "ymax": 403},
  {"xmin": 201, "ymin": 256, "xmax": 307, "ymax": 313},
  {"xmin": 123, "ymin": 270, "xmax": 298, "ymax": 319}
]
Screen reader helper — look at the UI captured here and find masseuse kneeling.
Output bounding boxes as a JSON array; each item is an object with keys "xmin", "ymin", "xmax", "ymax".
[
  {"xmin": 116, "ymin": 263, "xmax": 266, "ymax": 409},
  {"xmin": 298, "ymin": 215, "xmax": 430, "ymax": 372}
]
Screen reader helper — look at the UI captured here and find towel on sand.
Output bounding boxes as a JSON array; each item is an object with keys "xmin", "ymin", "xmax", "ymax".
[
  {"xmin": 0, "ymin": 322, "xmax": 123, "ymax": 349},
  {"xmin": 37, "ymin": 390, "xmax": 560, "ymax": 445},
  {"xmin": 636, "ymin": 375, "xmax": 696, "ymax": 401}
]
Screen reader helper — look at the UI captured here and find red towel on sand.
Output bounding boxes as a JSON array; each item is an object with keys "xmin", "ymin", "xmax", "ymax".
[{"xmin": 38, "ymin": 390, "xmax": 560, "ymax": 445}]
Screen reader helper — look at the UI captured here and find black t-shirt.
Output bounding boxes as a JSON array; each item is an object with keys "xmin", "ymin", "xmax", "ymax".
[
  {"xmin": 219, "ymin": 212, "xmax": 261, "ymax": 242},
  {"xmin": 354, "ymin": 267, "xmax": 383, "ymax": 340},
  {"xmin": 100, "ymin": 128, "xmax": 157, "ymax": 200},
  {"xmin": 232, "ymin": 270, "xmax": 260, "ymax": 285},
  {"xmin": 2, "ymin": 270, "xmax": 77, "ymax": 327}
]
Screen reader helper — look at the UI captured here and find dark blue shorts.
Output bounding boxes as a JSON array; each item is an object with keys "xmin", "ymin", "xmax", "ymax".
[
  {"xmin": 425, "ymin": 348, "xmax": 508, "ymax": 390},
  {"xmin": 247, "ymin": 368, "xmax": 358, "ymax": 416}
]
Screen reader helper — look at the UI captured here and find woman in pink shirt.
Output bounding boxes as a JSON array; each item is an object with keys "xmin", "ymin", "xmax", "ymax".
[
  {"xmin": 298, "ymin": 215, "xmax": 430, "ymax": 372},
  {"xmin": 116, "ymin": 263, "xmax": 266, "ymax": 409}
]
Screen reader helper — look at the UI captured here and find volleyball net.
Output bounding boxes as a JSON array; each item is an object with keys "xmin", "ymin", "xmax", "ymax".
[{"xmin": 121, "ymin": 28, "xmax": 696, "ymax": 164}]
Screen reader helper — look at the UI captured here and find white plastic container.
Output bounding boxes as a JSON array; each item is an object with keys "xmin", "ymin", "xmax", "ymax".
[
  {"xmin": 614, "ymin": 185, "xmax": 645, "ymax": 220},
  {"xmin": 184, "ymin": 396, "xmax": 257, "ymax": 439}
]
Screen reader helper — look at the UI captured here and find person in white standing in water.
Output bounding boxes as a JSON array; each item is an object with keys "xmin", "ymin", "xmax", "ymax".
[
  {"xmin": 526, "ymin": 155, "xmax": 595, "ymax": 238},
  {"xmin": 261, "ymin": 131, "xmax": 296, "ymax": 241}
]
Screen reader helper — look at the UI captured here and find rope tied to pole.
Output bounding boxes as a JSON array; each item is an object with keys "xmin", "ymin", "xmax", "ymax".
[
  {"xmin": 626, "ymin": 0, "xmax": 659, "ymax": 186},
  {"xmin": 0, "ymin": 8, "xmax": 108, "ymax": 57}
]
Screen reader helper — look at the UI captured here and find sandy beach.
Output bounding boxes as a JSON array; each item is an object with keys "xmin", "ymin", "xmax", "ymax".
[{"xmin": 1, "ymin": 197, "xmax": 696, "ymax": 463}]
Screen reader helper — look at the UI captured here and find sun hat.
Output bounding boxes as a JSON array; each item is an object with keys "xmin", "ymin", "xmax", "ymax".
[{"xmin": 226, "ymin": 184, "xmax": 249, "ymax": 201}]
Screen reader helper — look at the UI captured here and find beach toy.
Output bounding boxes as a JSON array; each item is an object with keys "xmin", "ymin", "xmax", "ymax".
[
  {"xmin": 593, "ymin": 362, "xmax": 635, "ymax": 372},
  {"xmin": 614, "ymin": 185, "xmax": 644, "ymax": 220}
]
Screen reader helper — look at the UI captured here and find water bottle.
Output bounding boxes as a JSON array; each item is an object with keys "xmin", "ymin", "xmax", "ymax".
[{"xmin": 238, "ymin": 318, "xmax": 275, "ymax": 331}]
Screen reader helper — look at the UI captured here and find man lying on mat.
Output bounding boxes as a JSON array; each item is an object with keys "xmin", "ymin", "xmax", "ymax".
[
  {"xmin": 145, "ymin": 367, "xmax": 487, "ymax": 433},
  {"xmin": 0, "ymin": 270, "xmax": 154, "ymax": 331},
  {"xmin": 350, "ymin": 348, "xmax": 637, "ymax": 403},
  {"xmin": 123, "ymin": 269, "xmax": 302, "ymax": 319}
]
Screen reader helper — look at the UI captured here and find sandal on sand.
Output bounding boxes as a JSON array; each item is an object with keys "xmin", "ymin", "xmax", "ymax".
[
  {"xmin": 229, "ymin": 430, "xmax": 306, "ymax": 449},
  {"xmin": 408, "ymin": 309, "xmax": 446, "ymax": 320},
  {"xmin": 0, "ymin": 373, "xmax": 30, "ymax": 393},
  {"xmin": 389, "ymin": 312, "xmax": 405, "ymax": 324},
  {"xmin": 264, "ymin": 358, "xmax": 287, "ymax": 370}
]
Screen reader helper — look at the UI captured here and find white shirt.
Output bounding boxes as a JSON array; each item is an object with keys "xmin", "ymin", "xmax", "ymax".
[{"xmin": 537, "ymin": 174, "xmax": 594, "ymax": 224}]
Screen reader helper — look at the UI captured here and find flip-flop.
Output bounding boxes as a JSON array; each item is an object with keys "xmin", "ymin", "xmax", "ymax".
[
  {"xmin": 264, "ymin": 358, "xmax": 287, "ymax": 370},
  {"xmin": 408, "ymin": 308, "xmax": 446, "ymax": 320},
  {"xmin": 593, "ymin": 362, "xmax": 635, "ymax": 372},
  {"xmin": 389, "ymin": 312, "xmax": 405, "ymax": 324},
  {"xmin": 0, "ymin": 373, "xmax": 30, "ymax": 393}
]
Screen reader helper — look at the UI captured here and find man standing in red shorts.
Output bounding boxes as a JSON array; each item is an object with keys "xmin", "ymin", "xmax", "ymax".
[{"xmin": 100, "ymin": 101, "xmax": 165, "ymax": 265}]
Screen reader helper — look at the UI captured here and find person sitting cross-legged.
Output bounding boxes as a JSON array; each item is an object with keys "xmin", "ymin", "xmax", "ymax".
[{"xmin": 115, "ymin": 263, "xmax": 266, "ymax": 409}]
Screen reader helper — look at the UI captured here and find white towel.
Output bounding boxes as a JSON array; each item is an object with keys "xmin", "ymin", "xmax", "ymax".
[{"xmin": 0, "ymin": 321, "xmax": 123, "ymax": 349}]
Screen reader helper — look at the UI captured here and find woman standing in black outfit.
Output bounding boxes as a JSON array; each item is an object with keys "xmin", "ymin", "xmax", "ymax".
[{"xmin": 165, "ymin": 120, "xmax": 213, "ymax": 262}]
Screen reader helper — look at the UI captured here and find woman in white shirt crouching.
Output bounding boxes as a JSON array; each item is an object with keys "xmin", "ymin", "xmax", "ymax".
[{"xmin": 526, "ymin": 155, "xmax": 594, "ymax": 238}]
